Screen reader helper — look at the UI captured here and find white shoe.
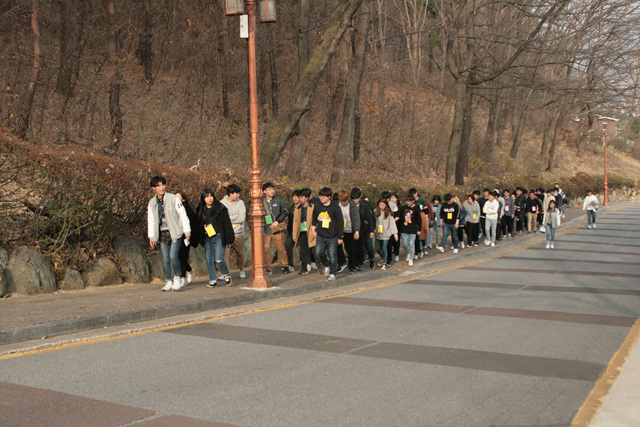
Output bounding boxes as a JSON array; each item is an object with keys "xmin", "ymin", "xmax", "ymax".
[
  {"xmin": 461, "ymin": 242, "xmax": 465, "ymax": 249},
  {"xmin": 185, "ymin": 270, "xmax": 193, "ymax": 284},
  {"xmin": 288, "ymin": 265, "xmax": 295, "ymax": 272},
  {"xmin": 408, "ymin": 260, "xmax": 413, "ymax": 266},
  {"xmin": 593, "ymin": 224, "xmax": 596, "ymax": 228},
  {"xmin": 484, "ymin": 240, "xmax": 490, "ymax": 246},
  {"xmin": 406, "ymin": 254, "xmax": 411, "ymax": 261},
  {"xmin": 419, "ymin": 252, "xmax": 424, "ymax": 259},
  {"xmin": 381, "ymin": 264, "xmax": 386, "ymax": 271},
  {"xmin": 550, "ymin": 242, "xmax": 555, "ymax": 248},
  {"xmin": 324, "ymin": 266, "xmax": 330, "ymax": 277},
  {"xmin": 307, "ymin": 264, "xmax": 312, "ymax": 272},
  {"xmin": 453, "ymin": 249, "xmax": 459, "ymax": 254},
  {"xmin": 490, "ymin": 243, "xmax": 495, "ymax": 247},
  {"xmin": 162, "ymin": 281, "xmax": 173, "ymax": 292},
  {"xmin": 587, "ymin": 225, "xmax": 592, "ymax": 229},
  {"xmin": 328, "ymin": 274, "xmax": 336, "ymax": 281},
  {"xmin": 546, "ymin": 242, "xmax": 550, "ymax": 249},
  {"xmin": 173, "ymin": 277, "xmax": 186, "ymax": 291},
  {"xmin": 438, "ymin": 247, "xmax": 445, "ymax": 253},
  {"xmin": 172, "ymin": 276, "xmax": 181, "ymax": 289},
  {"xmin": 311, "ymin": 262, "xmax": 317, "ymax": 270},
  {"xmin": 394, "ymin": 256, "xmax": 399, "ymax": 262},
  {"xmin": 239, "ymin": 270, "xmax": 246, "ymax": 279}
]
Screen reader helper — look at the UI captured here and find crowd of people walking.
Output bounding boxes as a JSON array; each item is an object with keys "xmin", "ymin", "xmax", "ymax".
[{"xmin": 147, "ymin": 176, "xmax": 599, "ymax": 291}]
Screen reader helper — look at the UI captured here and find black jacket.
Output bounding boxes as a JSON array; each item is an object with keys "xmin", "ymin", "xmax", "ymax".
[
  {"xmin": 397, "ymin": 205, "xmax": 422, "ymax": 234},
  {"xmin": 184, "ymin": 203, "xmax": 202, "ymax": 248},
  {"xmin": 312, "ymin": 200, "xmax": 344, "ymax": 239},
  {"xmin": 197, "ymin": 203, "xmax": 235, "ymax": 246},
  {"xmin": 358, "ymin": 200, "xmax": 376, "ymax": 234}
]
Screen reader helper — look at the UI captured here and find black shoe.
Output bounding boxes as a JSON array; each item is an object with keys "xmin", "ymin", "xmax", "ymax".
[
  {"xmin": 282, "ymin": 267, "xmax": 290, "ymax": 274},
  {"xmin": 369, "ymin": 260, "xmax": 375, "ymax": 269},
  {"xmin": 349, "ymin": 269, "xmax": 356, "ymax": 275},
  {"xmin": 298, "ymin": 270, "xmax": 309, "ymax": 276},
  {"xmin": 355, "ymin": 265, "xmax": 363, "ymax": 272},
  {"xmin": 337, "ymin": 264, "xmax": 347, "ymax": 273},
  {"xmin": 224, "ymin": 275, "xmax": 233, "ymax": 286}
]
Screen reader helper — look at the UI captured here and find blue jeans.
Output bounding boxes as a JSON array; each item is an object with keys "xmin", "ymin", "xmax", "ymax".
[
  {"xmin": 203, "ymin": 234, "xmax": 230, "ymax": 281},
  {"xmin": 375, "ymin": 238, "xmax": 388, "ymax": 264},
  {"xmin": 161, "ymin": 236, "xmax": 183, "ymax": 281},
  {"xmin": 546, "ymin": 225, "xmax": 556, "ymax": 242},
  {"xmin": 587, "ymin": 210, "xmax": 596, "ymax": 226},
  {"xmin": 440, "ymin": 223, "xmax": 459, "ymax": 249},
  {"xmin": 429, "ymin": 221, "xmax": 440, "ymax": 247},
  {"xmin": 401, "ymin": 233, "xmax": 416, "ymax": 259},
  {"xmin": 315, "ymin": 235, "xmax": 338, "ymax": 275}
]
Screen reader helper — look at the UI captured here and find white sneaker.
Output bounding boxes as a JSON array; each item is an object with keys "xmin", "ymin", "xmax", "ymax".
[
  {"xmin": 172, "ymin": 276, "xmax": 181, "ymax": 289},
  {"xmin": 394, "ymin": 256, "xmax": 399, "ymax": 262},
  {"xmin": 381, "ymin": 264, "xmax": 386, "ymax": 271},
  {"xmin": 162, "ymin": 281, "xmax": 173, "ymax": 292},
  {"xmin": 288, "ymin": 265, "xmax": 295, "ymax": 272},
  {"xmin": 185, "ymin": 270, "xmax": 193, "ymax": 284},
  {"xmin": 453, "ymin": 249, "xmax": 459, "ymax": 254},
  {"xmin": 408, "ymin": 260, "xmax": 413, "ymax": 266},
  {"xmin": 438, "ymin": 247, "xmax": 445, "ymax": 253},
  {"xmin": 173, "ymin": 277, "xmax": 186, "ymax": 291},
  {"xmin": 490, "ymin": 242, "xmax": 495, "ymax": 247},
  {"xmin": 484, "ymin": 240, "xmax": 490, "ymax": 246},
  {"xmin": 587, "ymin": 225, "xmax": 592, "ymax": 229},
  {"xmin": 324, "ymin": 266, "xmax": 330, "ymax": 277},
  {"xmin": 307, "ymin": 264, "xmax": 312, "ymax": 272},
  {"xmin": 461, "ymin": 242, "xmax": 465, "ymax": 249},
  {"xmin": 406, "ymin": 254, "xmax": 411, "ymax": 262},
  {"xmin": 328, "ymin": 274, "xmax": 336, "ymax": 281},
  {"xmin": 546, "ymin": 242, "xmax": 550, "ymax": 249},
  {"xmin": 593, "ymin": 224, "xmax": 596, "ymax": 228},
  {"xmin": 419, "ymin": 252, "xmax": 424, "ymax": 259},
  {"xmin": 239, "ymin": 270, "xmax": 246, "ymax": 279},
  {"xmin": 310, "ymin": 262, "xmax": 317, "ymax": 270},
  {"xmin": 550, "ymin": 242, "xmax": 555, "ymax": 248}
]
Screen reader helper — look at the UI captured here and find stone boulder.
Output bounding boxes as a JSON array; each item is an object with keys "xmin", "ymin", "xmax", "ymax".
[
  {"xmin": 83, "ymin": 258, "xmax": 123, "ymax": 287},
  {"xmin": 0, "ymin": 266, "xmax": 6, "ymax": 297},
  {"xmin": 115, "ymin": 235, "xmax": 151, "ymax": 284},
  {"xmin": 5, "ymin": 246, "xmax": 57, "ymax": 295},
  {"xmin": 0, "ymin": 246, "xmax": 8, "ymax": 269},
  {"xmin": 148, "ymin": 254, "xmax": 164, "ymax": 280},
  {"xmin": 60, "ymin": 268, "xmax": 86, "ymax": 290}
]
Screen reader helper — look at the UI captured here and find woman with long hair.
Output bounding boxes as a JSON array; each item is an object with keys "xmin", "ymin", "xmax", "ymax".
[
  {"xmin": 196, "ymin": 188, "xmax": 235, "ymax": 287},
  {"xmin": 543, "ymin": 199, "xmax": 559, "ymax": 249},
  {"xmin": 374, "ymin": 198, "xmax": 398, "ymax": 270}
]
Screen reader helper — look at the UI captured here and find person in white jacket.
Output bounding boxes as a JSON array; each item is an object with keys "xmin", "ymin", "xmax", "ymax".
[
  {"xmin": 148, "ymin": 176, "xmax": 191, "ymax": 292},
  {"xmin": 221, "ymin": 184, "xmax": 247, "ymax": 279},
  {"xmin": 483, "ymin": 191, "xmax": 499, "ymax": 247},
  {"xmin": 582, "ymin": 189, "xmax": 599, "ymax": 229}
]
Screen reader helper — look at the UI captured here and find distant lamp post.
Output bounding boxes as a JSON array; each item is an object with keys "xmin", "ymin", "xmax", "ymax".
[
  {"xmin": 226, "ymin": 0, "xmax": 276, "ymax": 289},
  {"xmin": 602, "ymin": 130, "xmax": 609, "ymax": 207}
]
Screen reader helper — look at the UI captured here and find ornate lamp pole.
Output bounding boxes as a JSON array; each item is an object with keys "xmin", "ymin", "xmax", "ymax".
[
  {"xmin": 226, "ymin": 0, "xmax": 276, "ymax": 288},
  {"xmin": 603, "ymin": 130, "xmax": 609, "ymax": 207}
]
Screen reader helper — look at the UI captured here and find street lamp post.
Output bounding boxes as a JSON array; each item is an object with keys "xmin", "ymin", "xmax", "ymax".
[
  {"xmin": 603, "ymin": 130, "xmax": 609, "ymax": 207},
  {"xmin": 226, "ymin": 0, "xmax": 276, "ymax": 288}
]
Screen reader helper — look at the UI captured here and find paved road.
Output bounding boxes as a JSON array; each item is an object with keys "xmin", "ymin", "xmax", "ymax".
[{"xmin": 1, "ymin": 206, "xmax": 639, "ymax": 426}]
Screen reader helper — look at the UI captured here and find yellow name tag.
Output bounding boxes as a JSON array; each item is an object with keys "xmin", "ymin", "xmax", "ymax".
[
  {"xmin": 344, "ymin": 219, "xmax": 347, "ymax": 227},
  {"xmin": 322, "ymin": 219, "xmax": 330, "ymax": 229},
  {"xmin": 205, "ymin": 225, "xmax": 216, "ymax": 237},
  {"xmin": 377, "ymin": 225, "xmax": 383, "ymax": 233},
  {"xmin": 473, "ymin": 213, "xmax": 477, "ymax": 219},
  {"xmin": 404, "ymin": 221, "xmax": 408, "ymax": 226},
  {"xmin": 447, "ymin": 213, "xmax": 453, "ymax": 220}
]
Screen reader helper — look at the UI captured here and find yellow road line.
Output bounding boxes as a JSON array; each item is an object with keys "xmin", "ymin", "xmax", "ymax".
[{"xmin": 1, "ymin": 204, "xmax": 633, "ymax": 363}]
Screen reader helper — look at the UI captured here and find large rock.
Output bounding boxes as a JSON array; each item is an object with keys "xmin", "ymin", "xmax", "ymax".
[
  {"xmin": 83, "ymin": 258, "xmax": 123, "ymax": 287},
  {"xmin": 5, "ymin": 246, "xmax": 57, "ymax": 295},
  {"xmin": 115, "ymin": 235, "xmax": 151, "ymax": 284},
  {"xmin": 0, "ymin": 266, "xmax": 6, "ymax": 297},
  {"xmin": 60, "ymin": 268, "xmax": 86, "ymax": 291},
  {"xmin": 0, "ymin": 246, "xmax": 8, "ymax": 269},
  {"xmin": 148, "ymin": 254, "xmax": 164, "ymax": 280}
]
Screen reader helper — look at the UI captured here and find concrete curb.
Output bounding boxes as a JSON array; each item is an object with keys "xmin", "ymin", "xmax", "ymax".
[{"xmin": 0, "ymin": 208, "xmax": 604, "ymax": 346}]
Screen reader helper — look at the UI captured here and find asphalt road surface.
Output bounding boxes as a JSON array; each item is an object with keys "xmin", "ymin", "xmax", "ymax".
[{"xmin": 1, "ymin": 206, "xmax": 639, "ymax": 427}]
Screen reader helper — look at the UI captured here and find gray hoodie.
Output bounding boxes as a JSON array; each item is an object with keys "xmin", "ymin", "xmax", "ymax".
[
  {"xmin": 221, "ymin": 195, "xmax": 247, "ymax": 236},
  {"xmin": 463, "ymin": 201, "xmax": 481, "ymax": 224}
]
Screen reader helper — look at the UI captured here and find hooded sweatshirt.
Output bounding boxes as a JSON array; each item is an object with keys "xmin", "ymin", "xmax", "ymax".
[{"xmin": 221, "ymin": 195, "xmax": 247, "ymax": 236}]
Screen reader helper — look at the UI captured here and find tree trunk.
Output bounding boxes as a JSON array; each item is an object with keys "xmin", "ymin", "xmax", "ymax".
[
  {"xmin": 546, "ymin": 111, "xmax": 567, "ymax": 171},
  {"xmin": 261, "ymin": 0, "xmax": 364, "ymax": 176},
  {"xmin": 105, "ymin": 0, "xmax": 123, "ymax": 149},
  {"xmin": 331, "ymin": 0, "xmax": 371, "ymax": 184},
  {"xmin": 509, "ymin": 110, "xmax": 527, "ymax": 158},
  {"xmin": 455, "ymin": 86, "xmax": 473, "ymax": 185},
  {"xmin": 56, "ymin": 0, "xmax": 85, "ymax": 99},
  {"xmin": 540, "ymin": 113, "xmax": 553, "ymax": 159},
  {"xmin": 218, "ymin": 1, "xmax": 230, "ymax": 119},
  {"xmin": 136, "ymin": 2, "xmax": 153, "ymax": 82},
  {"xmin": 283, "ymin": 0, "xmax": 312, "ymax": 179},
  {"xmin": 445, "ymin": 77, "xmax": 467, "ymax": 185},
  {"xmin": 480, "ymin": 93, "xmax": 499, "ymax": 157},
  {"xmin": 14, "ymin": 0, "xmax": 42, "ymax": 140}
]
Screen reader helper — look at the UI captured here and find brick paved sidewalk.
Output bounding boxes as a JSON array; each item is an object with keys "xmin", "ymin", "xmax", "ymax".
[{"xmin": 0, "ymin": 206, "xmax": 595, "ymax": 345}]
